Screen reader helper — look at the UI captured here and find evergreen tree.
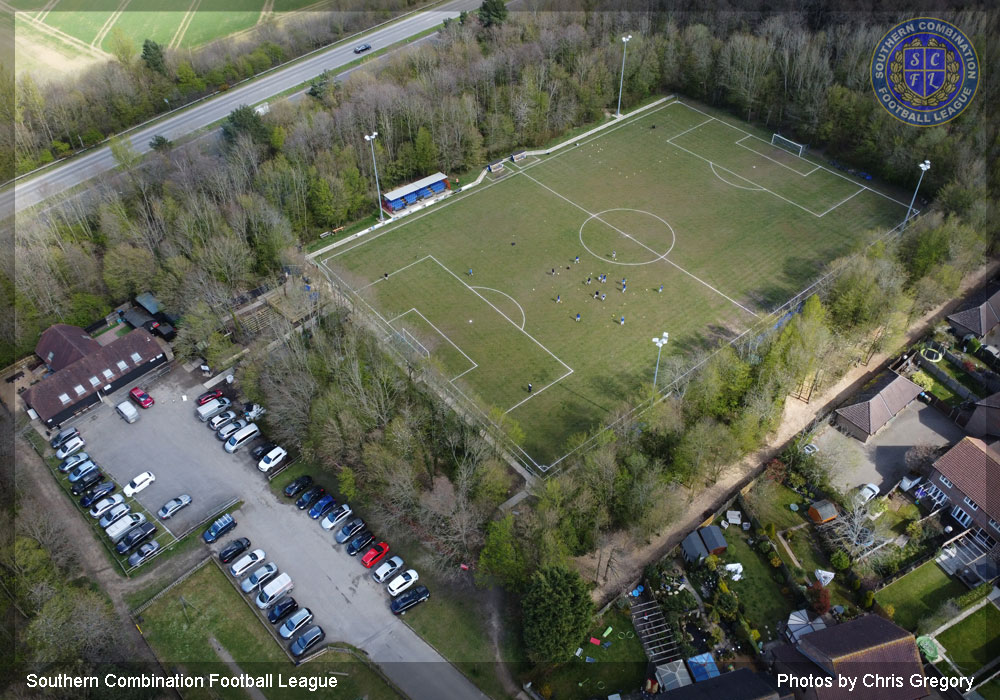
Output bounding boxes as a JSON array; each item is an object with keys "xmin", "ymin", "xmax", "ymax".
[
  {"xmin": 141, "ymin": 39, "xmax": 166, "ymax": 75},
  {"xmin": 522, "ymin": 566, "xmax": 593, "ymax": 663},
  {"xmin": 477, "ymin": 515, "xmax": 527, "ymax": 590},
  {"xmin": 478, "ymin": 0, "xmax": 507, "ymax": 28}
]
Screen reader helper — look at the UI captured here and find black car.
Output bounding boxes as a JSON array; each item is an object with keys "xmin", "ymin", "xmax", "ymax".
[
  {"xmin": 353, "ymin": 43, "xmax": 372, "ymax": 54},
  {"xmin": 79, "ymin": 481, "xmax": 115, "ymax": 507},
  {"xmin": 334, "ymin": 517, "xmax": 365, "ymax": 544},
  {"xmin": 218, "ymin": 537, "xmax": 251, "ymax": 564},
  {"xmin": 71, "ymin": 470, "xmax": 103, "ymax": 496},
  {"xmin": 390, "ymin": 585, "xmax": 430, "ymax": 615},
  {"xmin": 50, "ymin": 426, "xmax": 79, "ymax": 449},
  {"xmin": 284, "ymin": 475, "xmax": 312, "ymax": 498},
  {"xmin": 116, "ymin": 522, "xmax": 157, "ymax": 554},
  {"xmin": 267, "ymin": 596, "xmax": 298, "ymax": 624},
  {"xmin": 346, "ymin": 530, "xmax": 374, "ymax": 556},
  {"xmin": 252, "ymin": 441, "xmax": 278, "ymax": 460},
  {"xmin": 295, "ymin": 485, "xmax": 325, "ymax": 510},
  {"xmin": 289, "ymin": 625, "xmax": 325, "ymax": 658}
]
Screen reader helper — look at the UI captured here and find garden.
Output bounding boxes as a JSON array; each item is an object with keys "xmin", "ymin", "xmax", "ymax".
[
  {"xmin": 935, "ymin": 604, "xmax": 1000, "ymax": 675},
  {"xmin": 875, "ymin": 561, "xmax": 967, "ymax": 632}
]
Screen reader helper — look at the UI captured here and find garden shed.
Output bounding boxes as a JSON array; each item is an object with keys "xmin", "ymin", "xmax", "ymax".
[
  {"xmin": 681, "ymin": 531, "xmax": 708, "ymax": 563},
  {"xmin": 808, "ymin": 499, "xmax": 837, "ymax": 524},
  {"xmin": 698, "ymin": 525, "xmax": 727, "ymax": 556}
]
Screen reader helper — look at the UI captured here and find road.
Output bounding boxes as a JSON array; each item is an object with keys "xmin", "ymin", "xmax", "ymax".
[{"xmin": 6, "ymin": 0, "xmax": 479, "ymax": 216}]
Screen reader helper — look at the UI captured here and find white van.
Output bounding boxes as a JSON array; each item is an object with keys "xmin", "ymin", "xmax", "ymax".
[
  {"xmin": 196, "ymin": 398, "xmax": 230, "ymax": 422},
  {"xmin": 224, "ymin": 423, "xmax": 260, "ymax": 453},
  {"xmin": 116, "ymin": 401, "xmax": 139, "ymax": 424},
  {"xmin": 106, "ymin": 513, "xmax": 146, "ymax": 543},
  {"xmin": 256, "ymin": 572, "xmax": 293, "ymax": 609}
]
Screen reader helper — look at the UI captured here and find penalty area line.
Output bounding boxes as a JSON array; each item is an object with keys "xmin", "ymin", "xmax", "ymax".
[{"xmin": 504, "ymin": 367, "xmax": 574, "ymax": 415}]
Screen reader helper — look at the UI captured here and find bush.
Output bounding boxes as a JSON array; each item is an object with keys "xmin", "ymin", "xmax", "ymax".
[
  {"xmin": 770, "ymin": 555, "xmax": 783, "ymax": 568},
  {"xmin": 764, "ymin": 522, "xmax": 776, "ymax": 539},
  {"xmin": 905, "ymin": 520, "xmax": 923, "ymax": 540},
  {"xmin": 830, "ymin": 550, "xmax": 850, "ymax": 570},
  {"xmin": 863, "ymin": 591, "xmax": 875, "ymax": 608},
  {"xmin": 882, "ymin": 603, "xmax": 895, "ymax": 620},
  {"xmin": 955, "ymin": 583, "xmax": 992, "ymax": 609},
  {"xmin": 807, "ymin": 581, "xmax": 830, "ymax": 615}
]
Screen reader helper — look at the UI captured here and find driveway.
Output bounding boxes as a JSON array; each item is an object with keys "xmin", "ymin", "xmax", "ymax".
[{"xmin": 814, "ymin": 402, "xmax": 966, "ymax": 493}]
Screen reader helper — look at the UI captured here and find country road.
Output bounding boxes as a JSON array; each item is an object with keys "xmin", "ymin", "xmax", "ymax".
[{"xmin": 5, "ymin": 0, "xmax": 479, "ymax": 216}]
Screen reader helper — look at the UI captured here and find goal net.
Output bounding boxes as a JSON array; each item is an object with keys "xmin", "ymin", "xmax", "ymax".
[{"xmin": 771, "ymin": 133, "xmax": 807, "ymax": 157}]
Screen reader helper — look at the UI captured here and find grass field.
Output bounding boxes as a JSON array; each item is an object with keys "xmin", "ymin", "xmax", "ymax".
[
  {"xmin": 935, "ymin": 604, "xmax": 1000, "ymax": 674},
  {"xmin": 42, "ymin": 0, "xmax": 118, "ymax": 44},
  {"xmin": 98, "ymin": 0, "xmax": 189, "ymax": 53},
  {"xmin": 320, "ymin": 99, "xmax": 908, "ymax": 470},
  {"xmin": 875, "ymin": 561, "xmax": 966, "ymax": 632},
  {"xmin": 178, "ymin": 0, "xmax": 263, "ymax": 48}
]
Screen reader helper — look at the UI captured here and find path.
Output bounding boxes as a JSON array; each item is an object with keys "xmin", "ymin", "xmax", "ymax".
[
  {"xmin": 485, "ymin": 586, "xmax": 530, "ymax": 700},
  {"xmin": 210, "ymin": 637, "xmax": 269, "ymax": 700},
  {"xmin": 91, "ymin": 0, "xmax": 132, "ymax": 48},
  {"xmin": 776, "ymin": 524, "xmax": 809, "ymax": 569},
  {"xmin": 168, "ymin": 0, "xmax": 201, "ymax": 50}
]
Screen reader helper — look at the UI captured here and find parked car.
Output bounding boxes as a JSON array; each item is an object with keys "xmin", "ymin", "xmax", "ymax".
[
  {"xmin": 106, "ymin": 513, "xmax": 145, "ymax": 543},
  {"xmin": 309, "ymin": 494, "xmax": 337, "ymax": 520},
  {"xmin": 158, "ymin": 494, "xmax": 192, "ymax": 519},
  {"xmin": 279, "ymin": 608, "xmax": 313, "ymax": 639},
  {"xmin": 284, "ymin": 475, "xmax": 312, "ymax": 498},
  {"xmin": 289, "ymin": 625, "xmax": 325, "ymax": 658},
  {"xmin": 361, "ymin": 542, "xmax": 389, "ymax": 568},
  {"xmin": 129, "ymin": 387, "xmax": 154, "ymax": 408},
  {"xmin": 196, "ymin": 398, "xmax": 232, "ymax": 422},
  {"xmin": 123, "ymin": 471, "xmax": 155, "ymax": 497},
  {"xmin": 127, "ymin": 541, "xmax": 161, "ymax": 566},
  {"xmin": 88, "ymin": 493, "xmax": 124, "ymax": 518},
  {"xmin": 196, "ymin": 389, "xmax": 224, "ymax": 406},
  {"xmin": 334, "ymin": 517, "xmax": 365, "ymax": 544},
  {"xmin": 208, "ymin": 411, "xmax": 238, "ymax": 431},
  {"xmin": 58, "ymin": 452, "xmax": 90, "ymax": 473},
  {"xmin": 321, "ymin": 503, "xmax": 352, "ymax": 530},
  {"xmin": 115, "ymin": 401, "xmax": 140, "ymax": 424},
  {"xmin": 802, "ymin": 443, "xmax": 818, "ymax": 455},
  {"xmin": 79, "ymin": 481, "xmax": 115, "ymax": 507},
  {"xmin": 386, "ymin": 569, "xmax": 419, "ymax": 596},
  {"xmin": 50, "ymin": 426, "xmax": 79, "ymax": 449},
  {"xmin": 258, "ymin": 446, "xmax": 288, "ymax": 473},
  {"xmin": 252, "ymin": 441, "xmax": 278, "ymax": 460},
  {"xmin": 204, "ymin": 513, "xmax": 237, "ymax": 543},
  {"xmin": 115, "ymin": 522, "xmax": 156, "ymax": 554},
  {"xmin": 71, "ymin": 471, "xmax": 103, "ymax": 496},
  {"xmin": 267, "ymin": 596, "xmax": 298, "ymax": 624},
  {"xmin": 346, "ymin": 530, "xmax": 375, "ymax": 556},
  {"xmin": 98, "ymin": 503, "xmax": 131, "ymax": 528},
  {"xmin": 296, "ymin": 485, "xmax": 326, "ymax": 510},
  {"xmin": 390, "ymin": 585, "xmax": 429, "ymax": 615},
  {"xmin": 67, "ymin": 461, "xmax": 99, "ymax": 483},
  {"xmin": 229, "ymin": 549, "xmax": 266, "ymax": 577},
  {"xmin": 854, "ymin": 483, "xmax": 879, "ymax": 506},
  {"xmin": 224, "ymin": 423, "xmax": 260, "ymax": 453},
  {"xmin": 216, "ymin": 419, "xmax": 248, "ymax": 441},
  {"xmin": 241, "ymin": 563, "xmax": 278, "ymax": 594},
  {"xmin": 55, "ymin": 436, "xmax": 86, "ymax": 459},
  {"xmin": 373, "ymin": 555, "xmax": 404, "ymax": 583},
  {"xmin": 353, "ymin": 43, "xmax": 372, "ymax": 53},
  {"xmin": 256, "ymin": 572, "xmax": 293, "ymax": 609},
  {"xmin": 218, "ymin": 537, "xmax": 250, "ymax": 563}
]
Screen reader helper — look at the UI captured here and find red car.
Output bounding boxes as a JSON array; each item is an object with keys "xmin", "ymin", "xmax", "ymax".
[
  {"xmin": 129, "ymin": 387, "xmax": 154, "ymax": 408},
  {"xmin": 196, "ymin": 389, "xmax": 223, "ymax": 406},
  {"xmin": 361, "ymin": 542, "xmax": 389, "ymax": 569}
]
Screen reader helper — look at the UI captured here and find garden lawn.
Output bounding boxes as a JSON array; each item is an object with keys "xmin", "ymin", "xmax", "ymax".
[
  {"xmin": 724, "ymin": 533, "xmax": 796, "ymax": 641},
  {"xmin": 745, "ymin": 480, "xmax": 809, "ymax": 532},
  {"xmin": 935, "ymin": 604, "xmax": 1000, "ymax": 674},
  {"xmin": 784, "ymin": 530, "xmax": 853, "ymax": 610},
  {"xmin": 977, "ymin": 679, "xmax": 1000, "ymax": 700},
  {"xmin": 875, "ymin": 561, "xmax": 966, "ymax": 632}
]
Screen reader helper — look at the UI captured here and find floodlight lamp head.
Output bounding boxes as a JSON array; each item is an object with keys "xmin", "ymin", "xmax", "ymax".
[
  {"xmin": 623, "ymin": 34, "xmax": 632, "ymax": 42},
  {"xmin": 919, "ymin": 160, "xmax": 930, "ymax": 170}
]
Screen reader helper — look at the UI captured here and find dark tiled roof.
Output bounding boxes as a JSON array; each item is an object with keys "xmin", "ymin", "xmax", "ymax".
[
  {"xmin": 835, "ymin": 372, "xmax": 922, "ymax": 436},
  {"xmin": 663, "ymin": 668, "xmax": 778, "ymax": 699},
  {"xmin": 933, "ymin": 437, "xmax": 1000, "ymax": 521},
  {"xmin": 947, "ymin": 288, "xmax": 1000, "ymax": 337},
  {"xmin": 35, "ymin": 324, "xmax": 101, "ymax": 372},
  {"xmin": 682, "ymin": 531, "xmax": 708, "ymax": 561},
  {"xmin": 977, "ymin": 391, "xmax": 1000, "ymax": 409}
]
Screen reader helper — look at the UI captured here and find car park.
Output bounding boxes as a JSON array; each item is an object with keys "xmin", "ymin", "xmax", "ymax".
[
  {"xmin": 158, "ymin": 494, "xmax": 192, "ymax": 519},
  {"xmin": 106, "ymin": 513, "xmax": 145, "ymax": 543},
  {"xmin": 98, "ymin": 502, "xmax": 131, "ymax": 528},
  {"xmin": 127, "ymin": 541, "xmax": 161, "ymax": 566},
  {"xmin": 115, "ymin": 400, "xmax": 140, "ymax": 423},
  {"xmin": 267, "ymin": 596, "xmax": 297, "ymax": 624},
  {"xmin": 284, "ymin": 475, "xmax": 312, "ymax": 498},
  {"xmin": 289, "ymin": 625, "xmax": 325, "ymax": 658},
  {"xmin": 321, "ymin": 503, "xmax": 352, "ymax": 530},
  {"xmin": 218, "ymin": 537, "xmax": 250, "ymax": 563},
  {"xmin": 353, "ymin": 43, "xmax": 371, "ymax": 53},
  {"xmin": 196, "ymin": 389, "xmax": 223, "ymax": 405},
  {"xmin": 208, "ymin": 411, "xmax": 238, "ymax": 431},
  {"xmin": 229, "ymin": 548, "xmax": 266, "ymax": 577},
  {"xmin": 257, "ymin": 446, "xmax": 287, "ymax": 473},
  {"xmin": 196, "ymin": 398, "xmax": 232, "ymax": 421},
  {"xmin": 204, "ymin": 514, "xmax": 237, "ymax": 543},
  {"xmin": 67, "ymin": 461, "xmax": 99, "ymax": 483},
  {"xmin": 390, "ymin": 585, "xmax": 429, "ymax": 615},
  {"xmin": 296, "ymin": 485, "xmax": 325, "ymax": 510},
  {"xmin": 386, "ymin": 569, "xmax": 419, "ymax": 596},
  {"xmin": 373, "ymin": 555, "xmax": 404, "ymax": 583},
  {"xmin": 71, "ymin": 471, "xmax": 103, "ymax": 496},
  {"xmin": 58, "ymin": 452, "xmax": 90, "ymax": 473},
  {"xmin": 361, "ymin": 542, "xmax": 389, "ymax": 568},
  {"xmin": 216, "ymin": 419, "xmax": 248, "ymax": 441},
  {"xmin": 115, "ymin": 522, "xmax": 156, "ymax": 554},
  {"xmin": 241, "ymin": 563, "xmax": 278, "ymax": 594},
  {"xmin": 50, "ymin": 426, "xmax": 79, "ymax": 449},
  {"xmin": 256, "ymin": 572, "xmax": 293, "ymax": 609},
  {"xmin": 123, "ymin": 471, "xmax": 155, "ymax": 497},
  {"xmin": 335, "ymin": 517, "xmax": 365, "ymax": 544},
  {"xmin": 279, "ymin": 608, "xmax": 313, "ymax": 639},
  {"xmin": 308, "ymin": 494, "xmax": 336, "ymax": 520},
  {"xmin": 129, "ymin": 387, "xmax": 154, "ymax": 408},
  {"xmin": 346, "ymin": 531, "xmax": 375, "ymax": 556},
  {"xmin": 252, "ymin": 441, "xmax": 278, "ymax": 460},
  {"xmin": 224, "ymin": 423, "xmax": 260, "ymax": 453},
  {"xmin": 55, "ymin": 436, "xmax": 85, "ymax": 459},
  {"xmin": 88, "ymin": 493, "xmax": 124, "ymax": 518},
  {"xmin": 79, "ymin": 481, "xmax": 115, "ymax": 507}
]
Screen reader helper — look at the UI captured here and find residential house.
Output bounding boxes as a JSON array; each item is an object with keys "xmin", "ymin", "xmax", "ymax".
[
  {"xmin": 661, "ymin": 667, "xmax": 786, "ymax": 699},
  {"xmin": 947, "ymin": 287, "xmax": 1000, "ymax": 339},
  {"xmin": 922, "ymin": 437, "xmax": 1000, "ymax": 552},
  {"xmin": 965, "ymin": 391, "xmax": 1000, "ymax": 438},
  {"xmin": 834, "ymin": 372, "xmax": 922, "ymax": 442}
]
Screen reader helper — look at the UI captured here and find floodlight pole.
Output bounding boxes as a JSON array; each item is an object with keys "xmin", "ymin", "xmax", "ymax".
[
  {"xmin": 651, "ymin": 331, "xmax": 668, "ymax": 389},
  {"xmin": 903, "ymin": 159, "xmax": 930, "ymax": 229},
  {"xmin": 617, "ymin": 35, "xmax": 632, "ymax": 118},
  {"xmin": 365, "ymin": 131, "xmax": 384, "ymax": 222}
]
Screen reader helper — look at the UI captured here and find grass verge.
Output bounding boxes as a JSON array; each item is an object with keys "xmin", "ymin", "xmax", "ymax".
[{"xmin": 875, "ymin": 561, "xmax": 966, "ymax": 632}]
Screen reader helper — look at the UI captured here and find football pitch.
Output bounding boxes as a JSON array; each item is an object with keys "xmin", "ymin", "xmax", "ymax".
[{"xmin": 319, "ymin": 99, "xmax": 909, "ymax": 472}]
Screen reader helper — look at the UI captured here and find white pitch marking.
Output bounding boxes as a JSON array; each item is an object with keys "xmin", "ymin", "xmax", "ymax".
[
  {"xmin": 709, "ymin": 162, "xmax": 765, "ymax": 191},
  {"xmin": 817, "ymin": 186, "xmax": 865, "ymax": 217},
  {"xmin": 472, "ymin": 286, "xmax": 527, "ymax": 330}
]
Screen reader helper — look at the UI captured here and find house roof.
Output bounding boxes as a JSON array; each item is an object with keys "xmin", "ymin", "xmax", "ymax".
[
  {"xmin": 35, "ymin": 324, "xmax": 101, "ymax": 372},
  {"xmin": 932, "ymin": 437, "xmax": 1000, "ymax": 520},
  {"xmin": 22, "ymin": 330, "xmax": 164, "ymax": 422},
  {"xmin": 661, "ymin": 668, "xmax": 778, "ymax": 699},
  {"xmin": 947, "ymin": 288, "xmax": 1000, "ymax": 337},
  {"xmin": 834, "ymin": 372, "xmax": 922, "ymax": 436},
  {"xmin": 976, "ymin": 391, "xmax": 1000, "ymax": 409}
]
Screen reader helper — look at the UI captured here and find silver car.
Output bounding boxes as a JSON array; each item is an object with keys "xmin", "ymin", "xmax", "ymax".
[
  {"xmin": 241, "ymin": 563, "xmax": 278, "ymax": 594},
  {"xmin": 217, "ymin": 419, "xmax": 248, "ymax": 441},
  {"xmin": 158, "ymin": 494, "xmax": 192, "ymax": 519},
  {"xmin": 58, "ymin": 452, "xmax": 90, "ymax": 473},
  {"xmin": 208, "ymin": 411, "xmax": 238, "ymax": 431},
  {"xmin": 372, "ymin": 555, "xmax": 404, "ymax": 583},
  {"xmin": 89, "ymin": 493, "xmax": 124, "ymax": 518},
  {"xmin": 279, "ymin": 608, "xmax": 313, "ymax": 639},
  {"xmin": 99, "ymin": 503, "xmax": 131, "ymax": 529}
]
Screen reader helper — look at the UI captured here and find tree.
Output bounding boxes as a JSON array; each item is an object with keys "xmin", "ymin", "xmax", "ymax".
[
  {"xmin": 830, "ymin": 549, "xmax": 850, "ymax": 570},
  {"xmin": 102, "ymin": 245, "xmax": 155, "ymax": 301},
  {"xmin": 477, "ymin": 514, "xmax": 527, "ymax": 590},
  {"xmin": 149, "ymin": 135, "xmax": 172, "ymax": 153},
  {"xmin": 478, "ymin": 0, "xmax": 507, "ymax": 28},
  {"xmin": 107, "ymin": 27, "xmax": 137, "ymax": 66},
  {"xmin": 338, "ymin": 466, "xmax": 358, "ymax": 502},
  {"xmin": 222, "ymin": 105, "xmax": 271, "ymax": 147},
  {"xmin": 522, "ymin": 566, "xmax": 593, "ymax": 663},
  {"xmin": 807, "ymin": 581, "xmax": 831, "ymax": 615},
  {"xmin": 414, "ymin": 126, "xmax": 438, "ymax": 174},
  {"xmin": 109, "ymin": 134, "xmax": 141, "ymax": 173},
  {"xmin": 141, "ymin": 40, "xmax": 167, "ymax": 75}
]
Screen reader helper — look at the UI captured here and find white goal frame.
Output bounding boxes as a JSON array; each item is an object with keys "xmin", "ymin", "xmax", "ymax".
[{"xmin": 771, "ymin": 133, "xmax": 807, "ymax": 157}]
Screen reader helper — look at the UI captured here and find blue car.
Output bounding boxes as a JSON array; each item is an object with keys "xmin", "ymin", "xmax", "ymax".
[
  {"xmin": 203, "ymin": 513, "xmax": 236, "ymax": 543},
  {"xmin": 308, "ymin": 494, "xmax": 336, "ymax": 520}
]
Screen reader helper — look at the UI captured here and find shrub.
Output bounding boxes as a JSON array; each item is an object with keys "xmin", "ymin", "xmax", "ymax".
[
  {"xmin": 882, "ymin": 603, "xmax": 895, "ymax": 620},
  {"xmin": 764, "ymin": 523, "xmax": 776, "ymax": 539},
  {"xmin": 770, "ymin": 555, "xmax": 783, "ymax": 568},
  {"xmin": 955, "ymin": 583, "xmax": 992, "ymax": 608},
  {"xmin": 750, "ymin": 628, "xmax": 761, "ymax": 643},
  {"xmin": 50, "ymin": 140, "xmax": 71, "ymax": 156},
  {"xmin": 863, "ymin": 591, "xmax": 875, "ymax": 608},
  {"xmin": 852, "ymin": 579, "xmax": 861, "ymax": 591},
  {"xmin": 905, "ymin": 521, "xmax": 923, "ymax": 540},
  {"xmin": 830, "ymin": 550, "xmax": 850, "ymax": 570},
  {"xmin": 807, "ymin": 581, "xmax": 831, "ymax": 615}
]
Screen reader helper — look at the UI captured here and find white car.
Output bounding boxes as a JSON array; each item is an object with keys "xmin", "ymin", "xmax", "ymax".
[
  {"xmin": 257, "ymin": 446, "xmax": 288, "ymax": 473},
  {"xmin": 373, "ymin": 555, "xmax": 404, "ymax": 583},
  {"xmin": 88, "ymin": 493, "xmax": 124, "ymax": 518},
  {"xmin": 855, "ymin": 483, "xmax": 879, "ymax": 506},
  {"xmin": 229, "ymin": 548, "xmax": 266, "ymax": 577},
  {"xmin": 123, "ymin": 471, "xmax": 155, "ymax": 497},
  {"xmin": 321, "ymin": 503, "xmax": 352, "ymax": 530},
  {"xmin": 386, "ymin": 569, "xmax": 419, "ymax": 597},
  {"xmin": 55, "ymin": 436, "xmax": 86, "ymax": 459},
  {"xmin": 208, "ymin": 411, "xmax": 238, "ymax": 431}
]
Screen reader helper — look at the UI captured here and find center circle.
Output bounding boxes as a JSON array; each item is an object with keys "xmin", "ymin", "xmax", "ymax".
[{"xmin": 579, "ymin": 208, "xmax": 676, "ymax": 266}]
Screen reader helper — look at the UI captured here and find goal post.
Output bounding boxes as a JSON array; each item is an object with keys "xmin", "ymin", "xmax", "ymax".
[{"xmin": 771, "ymin": 133, "xmax": 807, "ymax": 157}]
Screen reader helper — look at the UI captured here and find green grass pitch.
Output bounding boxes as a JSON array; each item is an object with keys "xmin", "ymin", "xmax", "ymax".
[
  {"xmin": 41, "ymin": 0, "xmax": 119, "ymax": 44},
  {"xmin": 98, "ymin": 0, "xmax": 189, "ymax": 53},
  {"xmin": 177, "ymin": 0, "xmax": 263, "ymax": 48},
  {"xmin": 320, "ymin": 100, "xmax": 908, "ymax": 471}
]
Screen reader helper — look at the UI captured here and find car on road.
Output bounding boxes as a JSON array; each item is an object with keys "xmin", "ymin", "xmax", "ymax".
[
  {"xmin": 79, "ymin": 481, "xmax": 115, "ymax": 507},
  {"xmin": 335, "ymin": 517, "xmax": 365, "ymax": 544},
  {"xmin": 50, "ymin": 427, "xmax": 79, "ymax": 449},
  {"xmin": 353, "ymin": 43, "xmax": 372, "ymax": 54},
  {"xmin": 284, "ymin": 475, "xmax": 312, "ymax": 498},
  {"xmin": 115, "ymin": 522, "xmax": 157, "ymax": 554},
  {"xmin": 854, "ymin": 483, "xmax": 879, "ymax": 506},
  {"xmin": 361, "ymin": 542, "xmax": 389, "ymax": 569},
  {"xmin": 321, "ymin": 503, "xmax": 352, "ymax": 530},
  {"xmin": 158, "ymin": 494, "xmax": 192, "ymax": 519},
  {"xmin": 218, "ymin": 537, "xmax": 251, "ymax": 564},
  {"xmin": 88, "ymin": 493, "xmax": 124, "ymax": 518},
  {"xmin": 55, "ymin": 436, "xmax": 86, "ymax": 460},
  {"xmin": 289, "ymin": 625, "xmax": 325, "ymax": 658},
  {"xmin": 127, "ymin": 541, "xmax": 160, "ymax": 566},
  {"xmin": 67, "ymin": 460, "xmax": 99, "ymax": 483},
  {"xmin": 98, "ymin": 503, "xmax": 131, "ymax": 528},
  {"xmin": 252, "ymin": 441, "xmax": 278, "ymax": 460},
  {"xmin": 373, "ymin": 555, "xmax": 404, "ymax": 583},
  {"xmin": 296, "ymin": 485, "xmax": 325, "ymax": 510},
  {"xmin": 258, "ymin": 446, "xmax": 288, "ymax": 473},
  {"xmin": 241, "ymin": 563, "xmax": 278, "ymax": 594},
  {"xmin": 386, "ymin": 569, "xmax": 419, "ymax": 596},
  {"xmin": 123, "ymin": 471, "xmax": 155, "ymax": 497},
  {"xmin": 208, "ymin": 411, "xmax": 238, "ymax": 431},
  {"xmin": 216, "ymin": 419, "xmax": 248, "ymax": 441},
  {"xmin": 71, "ymin": 471, "xmax": 104, "ymax": 496},
  {"xmin": 58, "ymin": 452, "xmax": 90, "ymax": 473},
  {"xmin": 129, "ymin": 387, "xmax": 155, "ymax": 408},
  {"xmin": 279, "ymin": 608, "xmax": 313, "ymax": 639},
  {"xmin": 390, "ymin": 585, "xmax": 429, "ymax": 615},
  {"xmin": 267, "ymin": 597, "xmax": 297, "ymax": 624},
  {"xmin": 346, "ymin": 530, "xmax": 375, "ymax": 556},
  {"xmin": 229, "ymin": 549, "xmax": 266, "ymax": 577},
  {"xmin": 308, "ymin": 494, "xmax": 336, "ymax": 520},
  {"xmin": 204, "ymin": 513, "xmax": 237, "ymax": 543},
  {"xmin": 196, "ymin": 389, "xmax": 224, "ymax": 405}
]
